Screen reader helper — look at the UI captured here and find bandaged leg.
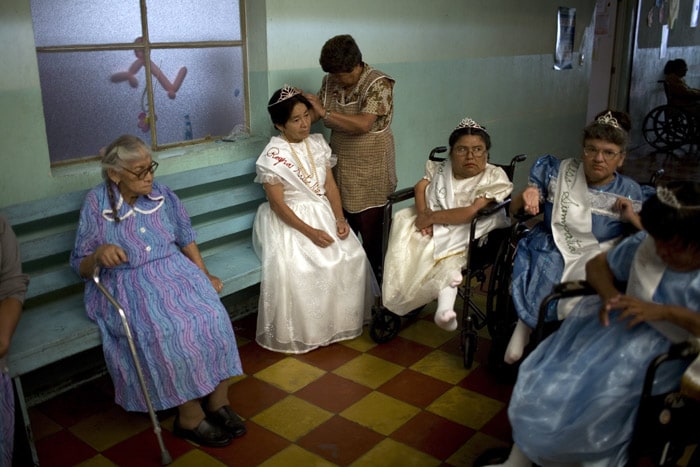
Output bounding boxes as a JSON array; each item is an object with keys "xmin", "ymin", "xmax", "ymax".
[
  {"xmin": 434, "ymin": 270, "xmax": 462, "ymax": 331},
  {"xmin": 484, "ymin": 444, "xmax": 532, "ymax": 467},
  {"xmin": 504, "ymin": 319, "xmax": 532, "ymax": 364}
]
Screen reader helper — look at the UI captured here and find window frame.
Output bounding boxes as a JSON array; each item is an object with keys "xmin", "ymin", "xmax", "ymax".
[{"xmin": 33, "ymin": 0, "xmax": 248, "ymax": 165}]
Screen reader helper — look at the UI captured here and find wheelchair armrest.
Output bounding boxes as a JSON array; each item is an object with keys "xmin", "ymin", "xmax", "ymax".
[
  {"xmin": 531, "ymin": 281, "xmax": 597, "ymax": 347},
  {"xmin": 642, "ymin": 340, "xmax": 700, "ymax": 399},
  {"xmin": 475, "ymin": 199, "xmax": 510, "ymax": 218},
  {"xmin": 387, "ymin": 187, "xmax": 416, "ymax": 204}
]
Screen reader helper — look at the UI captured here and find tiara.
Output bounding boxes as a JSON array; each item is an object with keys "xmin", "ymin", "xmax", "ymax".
[
  {"xmin": 657, "ymin": 186, "xmax": 682, "ymax": 208},
  {"xmin": 595, "ymin": 111, "xmax": 621, "ymax": 129},
  {"xmin": 268, "ymin": 84, "xmax": 301, "ymax": 107},
  {"xmin": 455, "ymin": 117, "xmax": 487, "ymax": 131},
  {"xmin": 656, "ymin": 186, "xmax": 700, "ymax": 210}
]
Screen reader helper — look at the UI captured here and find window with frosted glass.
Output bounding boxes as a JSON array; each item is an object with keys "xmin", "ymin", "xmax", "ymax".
[{"xmin": 30, "ymin": 0, "xmax": 246, "ymax": 165}]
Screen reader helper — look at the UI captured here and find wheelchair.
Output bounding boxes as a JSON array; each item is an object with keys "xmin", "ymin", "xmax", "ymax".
[
  {"xmin": 368, "ymin": 145, "xmax": 527, "ymax": 369},
  {"xmin": 527, "ymin": 281, "xmax": 700, "ymax": 466},
  {"xmin": 642, "ymin": 80, "xmax": 699, "ymax": 151}
]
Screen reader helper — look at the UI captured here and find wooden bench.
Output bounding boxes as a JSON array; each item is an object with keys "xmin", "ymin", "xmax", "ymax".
[{"xmin": 3, "ymin": 156, "xmax": 265, "ymax": 465}]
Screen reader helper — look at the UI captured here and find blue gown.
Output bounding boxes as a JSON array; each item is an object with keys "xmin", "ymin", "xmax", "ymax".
[
  {"xmin": 511, "ymin": 155, "xmax": 654, "ymax": 327},
  {"xmin": 509, "ymin": 232, "xmax": 700, "ymax": 466}
]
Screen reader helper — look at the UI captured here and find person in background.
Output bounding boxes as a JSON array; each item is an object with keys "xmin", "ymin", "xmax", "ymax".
[
  {"xmin": 252, "ymin": 85, "xmax": 374, "ymax": 354},
  {"xmin": 485, "ymin": 181, "xmax": 700, "ymax": 467},
  {"xmin": 381, "ymin": 117, "xmax": 512, "ymax": 331},
  {"xmin": 504, "ymin": 110, "xmax": 654, "ymax": 364},
  {"xmin": 70, "ymin": 135, "xmax": 245, "ymax": 448},
  {"xmin": 0, "ymin": 215, "xmax": 29, "ymax": 466},
  {"xmin": 304, "ymin": 34, "xmax": 396, "ymax": 278},
  {"xmin": 663, "ymin": 58, "xmax": 700, "ymax": 112}
]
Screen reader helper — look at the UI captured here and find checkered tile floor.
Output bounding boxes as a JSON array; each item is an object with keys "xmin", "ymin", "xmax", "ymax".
[{"xmin": 24, "ymin": 298, "xmax": 516, "ymax": 467}]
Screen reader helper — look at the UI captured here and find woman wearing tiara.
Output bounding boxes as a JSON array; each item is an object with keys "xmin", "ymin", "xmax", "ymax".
[
  {"xmin": 503, "ymin": 110, "xmax": 655, "ymax": 364},
  {"xmin": 483, "ymin": 181, "xmax": 700, "ymax": 467},
  {"xmin": 381, "ymin": 117, "xmax": 513, "ymax": 331},
  {"xmin": 252, "ymin": 85, "xmax": 374, "ymax": 354}
]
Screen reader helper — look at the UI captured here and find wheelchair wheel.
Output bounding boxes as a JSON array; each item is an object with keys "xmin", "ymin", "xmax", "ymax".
[
  {"xmin": 369, "ymin": 307, "xmax": 401, "ymax": 343},
  {"xmin": 642, "ymin": 105, "xmax": 694, "ymax": 150}
]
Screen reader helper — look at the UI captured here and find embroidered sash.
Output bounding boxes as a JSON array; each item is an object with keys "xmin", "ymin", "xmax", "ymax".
[
  {"xmin": 256, "ymin": 135, "xmax": 327, "ymax": 199},
  {"xmin": 551, "ymin": 158, "xmax": 611, "ymax": 319},
  {"xmin": 427, "ymin": 159, "xmax": 510, "ymax": 260},
  {"xmin": 627, "ymin": 235, "xmax": 690, "ymax": 343}
]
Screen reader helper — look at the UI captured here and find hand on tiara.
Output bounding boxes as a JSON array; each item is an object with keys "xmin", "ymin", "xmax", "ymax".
[{"xmin": 268, "ymin": 84, "xmax": 302, "ymax": 107}]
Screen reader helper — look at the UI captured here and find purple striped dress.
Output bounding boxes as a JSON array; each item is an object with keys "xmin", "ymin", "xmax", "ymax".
[{"xmin": 70, "ymin": 181, "xmax": 242, "ymax": 412}]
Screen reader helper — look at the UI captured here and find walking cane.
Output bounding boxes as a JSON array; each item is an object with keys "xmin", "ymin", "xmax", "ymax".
[{"xmin": 92, "ymin": 267, "xmax": 173, "ymax": 465}]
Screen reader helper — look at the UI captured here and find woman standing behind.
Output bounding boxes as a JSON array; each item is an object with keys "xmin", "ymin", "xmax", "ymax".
[
  {"xmin": 252, "ymin": 85, "xmax": 374, "ymax": 354},
  {"xmin": 71, "ymin": 135, "xmax": 245, "ymax": 448},
  {"xmin": 504, "ymin": 111, "xmax": 654, "ymax": 364}
]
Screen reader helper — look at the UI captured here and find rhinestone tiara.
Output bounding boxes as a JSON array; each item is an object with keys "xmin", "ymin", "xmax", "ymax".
[
  {"xmin": 455, "ymin": 117, "xmax": 487, "ymax": 132},
  {"xmin": 268, "ymin": 84, "xmax": 302, "ymax": 107},
  {"xmin": 656, "ymin": 185, "xmax": 700, "ymax": 210},
  {"xmin": 595, "ymin": 111, "xmax": 621, "ymax": 129}
]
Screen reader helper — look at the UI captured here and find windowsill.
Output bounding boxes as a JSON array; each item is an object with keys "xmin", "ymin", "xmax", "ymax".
[{"xmin": 50, "ymin": 135, "xmax": 268, "ymax": 179}]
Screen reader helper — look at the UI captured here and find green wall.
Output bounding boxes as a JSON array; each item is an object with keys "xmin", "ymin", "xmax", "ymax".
[{"xmin": 1, "ymin": 0, "xmax": 595, "ymax": 208}]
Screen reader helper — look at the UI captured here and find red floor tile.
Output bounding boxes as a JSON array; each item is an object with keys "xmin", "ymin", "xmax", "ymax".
[
  {"xmin": 203, "ymin": 421, "xmax": 289, "ymax": 467},
  {"xmin": 35, "ymin": 429, "xmax": 98, "ymax": 467},
  {"xmin": 377, "ymin": 369, "xmax": 452, "ymax": 408},
  {"xmin": 236, "ymin": 341, "xmax": 285, "ymax": 374},
  {"xmin": 298, "ymin": 415, "xmax": 385, "ymax": 466},
  {"xmin": 366, "ymin": 336, "xmax": 434, "ymax": 367},
  {"xmin": 478, "ymin": 407, "xmax": 513, "ymax": 443},
  {"xmin": 101, "ymin": 427, "xmax": 193, "ymax": 467},
  {"xmin": 293, "ymin": 343, "xmax": 362, "ymax": 371},
  {"xmin": 459, "ymin": 366, "xmax": 514, "ymax": 403},
  {"xmin": 34, "ymin": 380, "xmax": 115, "ymax": 428},
  {"xmin": 390, "ymin": 411, "xmax": 475, "ymax": 460},
  {"xmin": 294, "ymin": 373, "xmax": 372, "ymax": 413},
  {"xmin": 227, "ymin": 376, "xmax": 287, "ymax": 419}
]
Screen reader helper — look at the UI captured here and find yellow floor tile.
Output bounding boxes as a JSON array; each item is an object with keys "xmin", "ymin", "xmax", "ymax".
[
  {"xmin": 252, "ymin": 395, "xmax": 333, "ymax": 441},
  {"xmin": 398, "ymin": 319, "xmax": 456, "ymax": 348},
  {"xmin": 448, "ymin": 432, "xmax": 509, "ymax": 466},
  {"xmin": 75, "ymin": 454, "xmax": 119, "ymax": 467},
  {"xmin": 427, "ymin": 386, "xmax": 504, "ymax": 430},
  {"xmin": 341, "ymin": 391, "xmax": 420, "ymax": 436},
  {"xmin": 332, "ymin": 354, "xmax": 404, "ymax": 389},
  {"xmin": 410, "ymin": 349, "xmax": 471, "ymax": 384},
  {"xmin": 350, "ymin": 438, "xmax": 441, "ymax": 467},
  {"xmin": 69, "ymin": 406, "xmax": 151, "ymax": 451},
  {"xmin": 341, "ymin": 327, "xmax": 378, "ymax": 353},
  {"xmin": 170, "ymin": 449, "xmax": 228, "ymax": 466},
  {"xmin": 258, "ymin": 444, "xmax": 336, "ymax": 467},
  {"xmin": 254, "ymin": 357, "xmax": 326, "ymax": 392}
]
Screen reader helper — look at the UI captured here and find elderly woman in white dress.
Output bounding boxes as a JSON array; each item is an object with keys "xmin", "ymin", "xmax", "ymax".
[
  {"xmin": 252, "ymin": 85, "xmax": 374, "ymax": 354},
  {"xmin": 381, "ymin": 118, "xmax": 513, "ymax": 331}
]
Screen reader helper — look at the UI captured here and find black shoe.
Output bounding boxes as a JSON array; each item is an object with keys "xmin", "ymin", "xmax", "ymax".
[
  {"xmin": 473, "ymin": 446, "xmax": 511, "ymax": 467},
  {"xmin": 206, "ymin": 405, "xmax": 247, "ymax": 438},
  {"xmin": 173, "ymin": 415, "xmax": 234, "ymax": 447}
]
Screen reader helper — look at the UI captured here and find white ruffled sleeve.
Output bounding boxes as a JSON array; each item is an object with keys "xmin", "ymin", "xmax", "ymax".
[{"xmin": 473, "ymin": 165, "xmax": 514, "ymax": 203}]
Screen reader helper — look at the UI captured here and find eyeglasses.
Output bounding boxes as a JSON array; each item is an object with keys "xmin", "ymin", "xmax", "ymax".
[
  {"xmin": 453, "ymin": 145, "xmax": 487, "ymax": 158},
  {"xmin": 121, "ymin": 161, "xmax": 159, "ymax": 179},
  {"xmin": 583, "ymin": 146, "xmax": 622, "ymax": 160}
]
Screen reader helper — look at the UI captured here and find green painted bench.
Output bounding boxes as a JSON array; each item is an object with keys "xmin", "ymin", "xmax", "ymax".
[{"xmin": 3, "ymin": 156, "xmax": 264, "ymax": 465}]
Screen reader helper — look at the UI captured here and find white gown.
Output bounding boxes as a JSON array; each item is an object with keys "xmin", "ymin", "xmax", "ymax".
[
  {"xmin": 252, "ymin": 134, "xmax": 374, "ymax": 353},
  {"xmin": 382, "ymin": 161, "xmax": 512, "ymax": 316}
]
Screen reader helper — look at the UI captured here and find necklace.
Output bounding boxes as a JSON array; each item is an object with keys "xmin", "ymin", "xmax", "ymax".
[{"xmin": 285, "ymin": 137, "xmax": 320, "ymax": 194}]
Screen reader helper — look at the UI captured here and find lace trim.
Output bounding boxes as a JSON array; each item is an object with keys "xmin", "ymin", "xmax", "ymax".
[{"xmin": 546, "ymin": 176, "xmax": 642, "ymax": 218}]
